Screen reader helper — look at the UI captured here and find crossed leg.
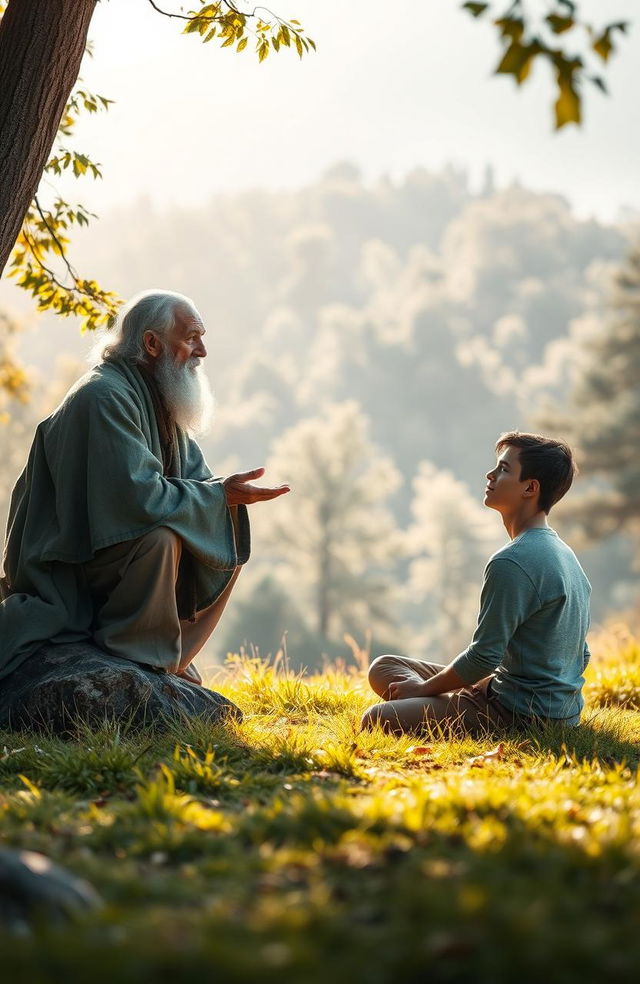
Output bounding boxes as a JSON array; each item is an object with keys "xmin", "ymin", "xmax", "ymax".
[{"xmin": 361, "ymin": 654, "xmax": 509, "ymax": 737}]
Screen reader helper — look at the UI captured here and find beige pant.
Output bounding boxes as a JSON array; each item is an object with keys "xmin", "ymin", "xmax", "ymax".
[
  {"xmin": 361, "ymin": 654, "xmax": 517, "ymax": 737},
  {"xmin": 83, "ymin": 526, "xmax": 240, "ymax": 678}
]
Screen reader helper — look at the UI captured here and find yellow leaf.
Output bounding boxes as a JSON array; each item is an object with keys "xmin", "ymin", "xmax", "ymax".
[
  {"xmin": 592, "ymin": 30, "xmax": 613, "ymax": 62},
  {"xmin": 555, "ymin": 78, "xmax": 581, "ymax": 128},
  {"xmin": 496, "ymin": 41, "xmax": 536, "ymax": 84}
]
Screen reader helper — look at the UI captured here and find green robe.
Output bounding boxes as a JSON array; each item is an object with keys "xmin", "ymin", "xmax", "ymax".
[{"xmin": 0, "ymin": 359, "xmax": 250, "ymax": 681}]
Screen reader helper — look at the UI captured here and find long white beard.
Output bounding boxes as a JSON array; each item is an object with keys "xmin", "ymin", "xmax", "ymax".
[{"xmin": 154, "ymin": 353, "xmax": 215, "ymax": 435}]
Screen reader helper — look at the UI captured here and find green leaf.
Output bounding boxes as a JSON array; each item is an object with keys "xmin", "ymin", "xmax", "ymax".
[
  {"xmin": 546, "ymin": 14, "xmax": 574, "ymax": 35},
  {"xmin": 462, "ymin": 2, "xmax": 488, "ymax": 17},
  {"xmin": 183, "ymin": 18, "xmax": 203, "ymax": 35}
]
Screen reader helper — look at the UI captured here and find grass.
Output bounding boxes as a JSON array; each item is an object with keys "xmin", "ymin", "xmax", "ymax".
[{"xmin": 0, "ymin": 629, "xmax": 639, "ymax": 982}]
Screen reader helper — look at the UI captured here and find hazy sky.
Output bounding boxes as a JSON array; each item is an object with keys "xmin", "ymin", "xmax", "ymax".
[{"xmin": 44, "ymin": 0, "xmax": 640, "ymax": 222}]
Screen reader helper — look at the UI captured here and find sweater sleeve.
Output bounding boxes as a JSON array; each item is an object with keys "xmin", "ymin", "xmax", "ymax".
[{"xmin": 451, "ymin": 558, "xmax": 540, "ymax": 684}]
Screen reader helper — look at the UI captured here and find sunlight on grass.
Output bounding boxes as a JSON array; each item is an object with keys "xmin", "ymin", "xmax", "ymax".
[
  {"xmin": 1, "ymin": 632, "xmax": 640, "ymax": 979},
  {"xmin": 585, "ymin": 624, "xmax": 640, "ymax": 710}
]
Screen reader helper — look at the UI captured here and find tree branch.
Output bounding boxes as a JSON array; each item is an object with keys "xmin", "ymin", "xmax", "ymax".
[
  {"xmin": 146, "ymin": 0, "xmax": 193, "ymax": 22},
  {"xmin": 33, "ymin": 196, "xmax": 81, "ymax": 286},
  {"xmin": 146, "ymin": 1, "xmax": 294, "ymax": 29},
  {"xmin": 28, "ymin": 197, "xmax": 103, "ymax": 303},
  {"xmin": 146, "ymin": 1, "xmax": 242, "ymax": 23}
]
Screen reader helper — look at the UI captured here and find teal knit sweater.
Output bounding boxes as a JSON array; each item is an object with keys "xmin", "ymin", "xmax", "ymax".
[{"xmin": 452, "ymin": 528, "xmax": 591, "ymax": 722}]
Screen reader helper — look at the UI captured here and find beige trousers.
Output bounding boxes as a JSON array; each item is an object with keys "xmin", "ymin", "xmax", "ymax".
[
  {"xmin": 361, "ymin": 654, "xmax": 517, "ymax": 737},
  {"xmin": 83, "ymin": 526, "xmax": 240, "ymax": 679}
]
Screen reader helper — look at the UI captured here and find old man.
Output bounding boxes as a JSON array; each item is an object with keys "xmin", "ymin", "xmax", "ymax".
[{"xmin": 0, "ymin": 290, "xmax": 289, "ymax": 685}]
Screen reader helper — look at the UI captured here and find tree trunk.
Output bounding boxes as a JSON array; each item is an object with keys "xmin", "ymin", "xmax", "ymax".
[
  {"xmin": 317, "ymin": 535, "xmax": 331, "ymax": 640},
  {"xmin": 0, "ymin": 0, "xmax": 97, "ymax": 275}
]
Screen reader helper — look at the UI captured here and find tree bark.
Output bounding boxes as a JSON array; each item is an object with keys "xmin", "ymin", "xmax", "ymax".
[
  {"xmin": 317, "ymin": 534, "xmax": 331, "ymax": 640},
  {"xmin": 0, "ymin": 0, "xmax": 97, "ymax": 275}
]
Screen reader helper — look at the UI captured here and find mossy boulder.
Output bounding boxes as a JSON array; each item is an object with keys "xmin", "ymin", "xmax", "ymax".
[{"xmin": 0, "ymin": 642, "xmax": 242, "ymax": 734}]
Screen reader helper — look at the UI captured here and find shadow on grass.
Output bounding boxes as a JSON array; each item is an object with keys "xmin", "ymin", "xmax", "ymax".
[
  {"xmin": 509, "ymin": 708, "xmax": 640, "ymax": 769},
  {"xmin": 0, "ymin": 712, "xmax": 343, "ymax": 801}
]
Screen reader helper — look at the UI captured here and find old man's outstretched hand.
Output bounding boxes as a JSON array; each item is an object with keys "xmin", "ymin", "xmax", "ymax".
[{"xmin": 223, "ymin": 467, "xmax": 290, "ymax": 506}]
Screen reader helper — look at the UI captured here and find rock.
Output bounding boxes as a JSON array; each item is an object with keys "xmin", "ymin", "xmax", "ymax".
[
  {"xmin": 0, "ymin": 847, "xmax": 102, "ymax": 931},
  {"xmin": 0, "ymin": 642, "xmax": 242, "ymax": 734}
]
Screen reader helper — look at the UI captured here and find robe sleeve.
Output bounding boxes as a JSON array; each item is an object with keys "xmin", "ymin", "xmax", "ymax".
[{"xmin": 44, "ymin": 385, "xmax": 245, "ymax": 571}]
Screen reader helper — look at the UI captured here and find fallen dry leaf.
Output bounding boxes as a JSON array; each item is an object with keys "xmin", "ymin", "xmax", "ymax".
[
  {"xmin": 467, "ymin": 742, "xmax": 505, "ymax": 767},
  {"xmin": 407, "ymin": 745, "xmax": 433, "ymax": 757}
]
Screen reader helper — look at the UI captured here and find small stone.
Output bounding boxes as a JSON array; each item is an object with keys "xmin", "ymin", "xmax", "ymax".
[{"xmin": 0, "ymin": 847, "xmax": 102, "ymax": 930}]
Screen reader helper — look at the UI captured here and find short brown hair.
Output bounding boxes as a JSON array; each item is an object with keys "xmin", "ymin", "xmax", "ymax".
[{"xmin": 495, "ymin": 432, "xmax": 577, "ymax": 514}]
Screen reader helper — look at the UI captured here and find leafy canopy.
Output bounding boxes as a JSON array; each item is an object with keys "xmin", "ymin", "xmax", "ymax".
[
  {"xmin": 462, "ymin": 0, "xmax": 629, "ymax": 128},
  {"xmin": 0, "ymin": 1, "xmax": 315, "ymax": 341},
  {"xmin": 0, "ymin": 0, "xmax": 632, "ymax": 402}
]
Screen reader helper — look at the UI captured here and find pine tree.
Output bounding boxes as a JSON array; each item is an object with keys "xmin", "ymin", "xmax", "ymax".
[{"xmin": 259, "ymin": 402, "xmax": 402, "ymax": 643}]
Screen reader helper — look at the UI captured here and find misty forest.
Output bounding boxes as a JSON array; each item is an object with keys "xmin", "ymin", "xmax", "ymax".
[
  {"xmin": 2, "ymin": 162, "xmax": 637, "ymax": 666},
  {"xmin": 2, "ymin": 2, "xmax": 640, "ymax": 977}
]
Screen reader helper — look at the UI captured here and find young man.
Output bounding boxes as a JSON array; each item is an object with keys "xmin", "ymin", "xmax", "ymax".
[{"xmin": 361, "ymin": 432, "xmax": 591, "ymax": 735}]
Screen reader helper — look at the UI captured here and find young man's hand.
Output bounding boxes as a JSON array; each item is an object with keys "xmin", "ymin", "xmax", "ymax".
[
  {"xmin": 388, "ymin": 678, "xmax": 429, "ymax": 700},
  {"xmin": 223, "ymin": 467, "xmax": 290, "ymax": 506},
  {"xmin": 387, "ymin": 665, "xmax": 467, "ymax": 701}
]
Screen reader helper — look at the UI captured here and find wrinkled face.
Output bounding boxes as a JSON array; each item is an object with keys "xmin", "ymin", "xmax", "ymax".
[
  {"xmin": 162, "ymin": 307, "xmax": 207, "ymax": 367},
  {"xmin": 151, "ymin": 307, "xmax": 214, "ymax": 434},
  {"xmin": 484, "ymin": 445, "xmax": 529, "ymax": 513}
]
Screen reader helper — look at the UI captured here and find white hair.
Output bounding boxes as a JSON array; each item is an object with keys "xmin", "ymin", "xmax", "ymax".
[
  {"xmin": 155, "ymin": 350, "xmax": 216, "ymax": 435},
  {"xmin": 92, "ymin": 289, "xmax": 199, "ymax": 365}
]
